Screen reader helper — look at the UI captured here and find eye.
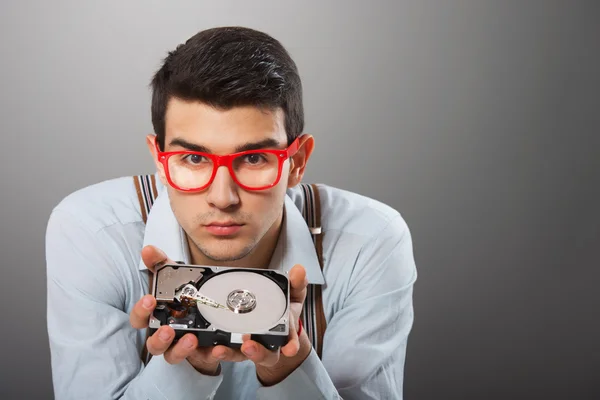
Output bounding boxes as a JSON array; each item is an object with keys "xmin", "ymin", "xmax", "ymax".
[
  {"xmin": 182, "ymin": 154, "xmax": 206, "ymax": 165},
  {"xmin": 243, "ymin": 153, "xmax": 266, "ymax": 165}
]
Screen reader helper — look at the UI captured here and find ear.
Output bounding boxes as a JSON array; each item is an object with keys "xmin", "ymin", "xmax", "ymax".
[
  {"xmin": 287, "ymin": 134, "xmax": 315, "ymax": 188},
  {"xmin": 145, "ymin": 134, "xmax": 168, "ymax": 187}
]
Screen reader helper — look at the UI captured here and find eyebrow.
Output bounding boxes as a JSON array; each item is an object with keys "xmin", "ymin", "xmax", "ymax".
[{"xmin": 168, "ymin": 137, "xmax": 283, "ymax": 153}]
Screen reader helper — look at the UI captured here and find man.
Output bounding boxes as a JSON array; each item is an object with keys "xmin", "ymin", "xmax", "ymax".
[{"xmin": 45, "ymin": 26, "xmax": 417, "ymax": 399}]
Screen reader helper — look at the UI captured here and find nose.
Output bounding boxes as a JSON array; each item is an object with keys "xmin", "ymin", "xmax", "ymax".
[{"xmin": 205, "ymin": 166, "xmax": 240, "ymax": 209}]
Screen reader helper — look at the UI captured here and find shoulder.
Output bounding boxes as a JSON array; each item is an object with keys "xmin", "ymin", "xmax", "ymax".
[
  {"xmin": 288, "ymin": 183, "xmax": 417, "ymax": 315},
  {"xmin": 45, "ymin": 174, "xmax": 154, "ymax": 274},
  {"xmin": 288, "ymin": 182, "xmax": 416, "ymax": 284},
  {"xmin": 48, "ymin": 174, "xmax": 156, "ymax": 233},
  {"xmin": 287, "ymin": 183, "xmax": 410, "ymax": 243},
  {"xmin": 45, "ymin": 175, "xmax": 156, "ymax": 304}
]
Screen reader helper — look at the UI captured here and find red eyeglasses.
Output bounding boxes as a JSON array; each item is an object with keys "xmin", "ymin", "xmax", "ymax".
[{"xmin": 155, "ymin": 138, "xmax": 300, "ymax": 192}]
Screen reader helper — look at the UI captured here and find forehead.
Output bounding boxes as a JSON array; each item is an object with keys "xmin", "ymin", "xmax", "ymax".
[{"xmin": 164, "ymin": 97, "xmax": 286, "ymax": 149}]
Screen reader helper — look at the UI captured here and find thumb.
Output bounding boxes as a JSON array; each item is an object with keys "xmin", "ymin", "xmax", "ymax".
[
  {"xmin": 141, "ymin": 245, "xmax": 175, "ymax": 273},
  {"xmin": 288, "ymin": 264, "xmax": 308, "ymax": 304}
]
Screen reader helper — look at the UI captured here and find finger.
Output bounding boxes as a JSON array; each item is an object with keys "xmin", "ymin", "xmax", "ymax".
[
  {"xmin": 211, "ymin": 345, "xmax": 248, "ymax": 363},
  {"xmin": 280, "ymin": 315, "xmax": 301, "ymax": 358},
  {"xmin": 288, "ymin": 264, "xmax": 308, "ymax": 304},
  {"xmin": 146, "ymin": 326, "xmax": 175, "ymax": 356},
  {"xmin": 186, "ymin": 345, "xmax": 222, "ymax": 370},
  {"xmin": 141, "ymin": 245, "xmax": 176, "ymax": 273},
  {"xmin": 241, "ymin": 339, "xmax": 281, "ymax": 367},
  {"xmin": 130, "ymin": 294, "xmax": 156, "ymax": 329},
  {"xmin": 163, "ymin": 333, "xmax": 198, "ymax": 364},
  {"xmin": 290, "ymin": 301, "xmax": 303, "ymax": 318}
]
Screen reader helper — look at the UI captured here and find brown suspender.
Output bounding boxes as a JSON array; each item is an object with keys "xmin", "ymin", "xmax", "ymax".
[
  {"xmin": 133, "ymin": 174, "xmax": 158, "ymax": 366},
  {"xmin": 133, "ymin": 174, "xmax": 158, "ymax": 224},
  {"xmin": 299, "ymin": 183, "xmax": 327, "ymax": 358},
  {"xmin": 133, "ymin": 175, "xmax": 326, "ymax": 364}
]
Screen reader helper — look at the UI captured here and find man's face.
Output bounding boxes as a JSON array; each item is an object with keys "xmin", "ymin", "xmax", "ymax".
[{"xmin": 147, "ymin": 97, "xmax": 311, "ymax": 265}]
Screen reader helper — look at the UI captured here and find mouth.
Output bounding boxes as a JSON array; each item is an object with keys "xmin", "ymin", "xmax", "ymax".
[{"xmin": 203, "ymin": 222, "xmax": 245, "ymax": 236}]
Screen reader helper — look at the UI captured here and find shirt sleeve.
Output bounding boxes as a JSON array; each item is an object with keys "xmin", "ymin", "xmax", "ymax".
[
  {"xmin": 256, "ymin": 214, "xmax": 417, "ymax": 400},
  {"xmin": 45, "ymin": 209, "xmax": 224, "ymax": 400}
]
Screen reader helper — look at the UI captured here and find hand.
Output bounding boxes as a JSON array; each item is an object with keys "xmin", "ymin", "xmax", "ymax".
[
  {"xmin": 130, "ymin": 245, "xmax": 311, "ymax": 382},
  {"xmin": 236, "ymin": 264, "xmax": 312, "ymax": 386},
  {"xmin": 173, "ymin": 263, "xmax": 310, "ymax": 382},
  {"xmin": 129, "ymin": 245, "xmax": 223, "ymax": 375}
]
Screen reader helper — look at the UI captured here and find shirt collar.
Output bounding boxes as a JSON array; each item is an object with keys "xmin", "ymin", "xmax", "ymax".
[{"xmin": 137, "ymin": 186, "xmax": 325, "ymax": 285}]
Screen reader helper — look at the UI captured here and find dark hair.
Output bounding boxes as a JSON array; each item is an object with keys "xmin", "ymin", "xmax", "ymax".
[{"xmin": 150, "ymin": 26, "xmax": 304, "ymax": 150}]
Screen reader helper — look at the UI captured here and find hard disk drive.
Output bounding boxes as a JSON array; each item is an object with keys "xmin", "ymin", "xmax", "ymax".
[{"xmin": 149, "ymin": 264, "xmax": 290, "ymax": 350}]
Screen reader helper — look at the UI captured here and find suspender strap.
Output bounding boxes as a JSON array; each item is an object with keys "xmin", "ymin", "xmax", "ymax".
[
  {"xmin": 134, "ymin": 175, "xmax": 158, "ymax": 365},
  {"xmin": 133, "ymin": 174, "xmax": 158, "ymax": 224},
  {"xmin": 299, "ymin": 183, "xmax": 327, "ymax": 359},
  {"xmin": 133, "ymin": 176, "xmax": 327, "ymax": 363}
]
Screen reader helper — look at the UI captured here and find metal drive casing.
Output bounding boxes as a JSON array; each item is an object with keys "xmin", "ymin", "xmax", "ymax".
[{"xmin": 148, "ymin": 264, "xmax": 290, "ymax": 349}]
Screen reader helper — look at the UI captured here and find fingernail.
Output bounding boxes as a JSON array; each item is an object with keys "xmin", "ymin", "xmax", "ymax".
[
  {"xmin": 142, "ymin": 296, "xmax": 153, "ymax": 309},
  {"xmin": 159, "ymin": 329, "xmax": 171, "ymax": 341},
  {"xmin": 183, "ymin": 337, "xmax": 195, "ymax": 348},
  {"xmin": 244, "ymin": 346, "xmax": 256, "ymax": 356},
  {"xmin": 153, "ymin": 262, "xmax": 164, "ymax": 270}
]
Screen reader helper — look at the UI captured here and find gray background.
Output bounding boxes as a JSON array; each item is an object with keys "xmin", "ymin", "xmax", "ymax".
[{"xmin": 1, "ymin": 0, "xmax": 598, "ymax": 399}]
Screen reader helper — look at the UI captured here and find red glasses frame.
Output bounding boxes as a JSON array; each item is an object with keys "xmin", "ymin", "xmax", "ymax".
[{"xmin": 155, "ymin": 137, "xmax": 300, "ymax": 192}]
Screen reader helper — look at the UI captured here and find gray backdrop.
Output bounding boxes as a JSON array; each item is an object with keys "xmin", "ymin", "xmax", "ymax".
[{"xmin": 1, "ymin": 1, "xmax": 598, "ymax": 399}]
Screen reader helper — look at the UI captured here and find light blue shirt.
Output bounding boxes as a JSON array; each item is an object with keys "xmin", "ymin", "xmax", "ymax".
[{"xmin": 45, "ymin": 174, "xmax": 417, "ymax": 400}]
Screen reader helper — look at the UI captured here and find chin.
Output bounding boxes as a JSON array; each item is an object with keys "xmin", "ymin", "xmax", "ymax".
[
  {"xmin": 203, "ymin": 250, "xmax": 252, "ymax": 263},
  {"xmin": 195, "ymin": 240, "xmax": 255, "ymax": 263}
]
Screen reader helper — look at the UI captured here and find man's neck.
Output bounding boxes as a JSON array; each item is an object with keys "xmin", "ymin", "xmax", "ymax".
[{"xmin": 187, "ymin": 211, "xmax": 284, "ymax": 269}]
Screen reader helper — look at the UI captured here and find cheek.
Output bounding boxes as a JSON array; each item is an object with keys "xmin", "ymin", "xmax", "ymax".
[
  {"xmin": 168, "ymin": 191, "xmax": 204, "ymax": 221},
  {"xmin": 242, "ymin": 190, "xmax": 286, "ymax": 219}
]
